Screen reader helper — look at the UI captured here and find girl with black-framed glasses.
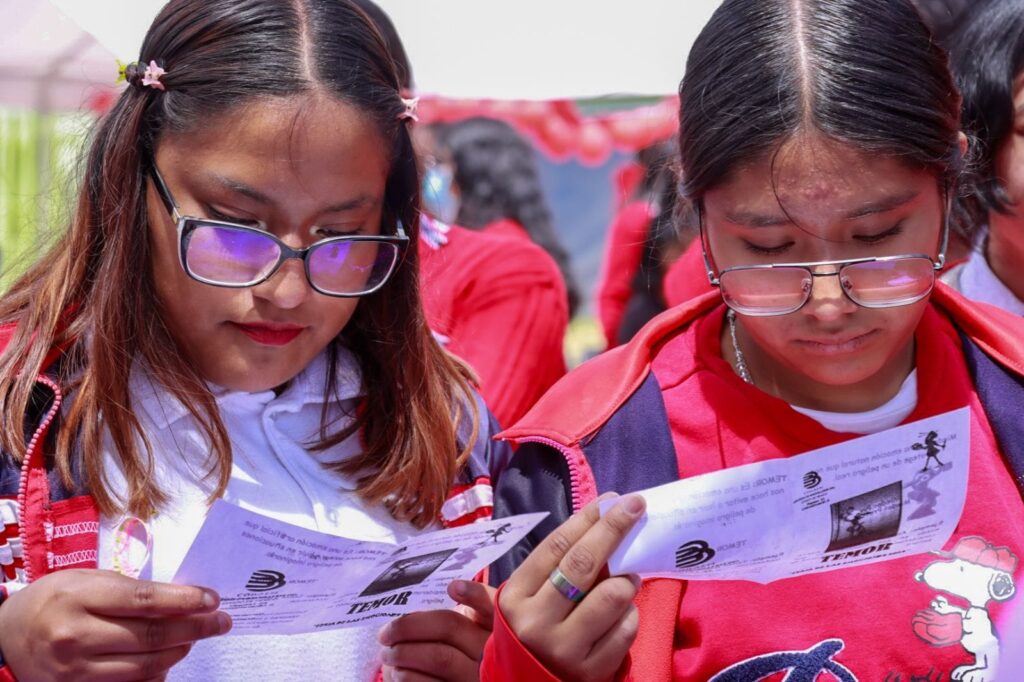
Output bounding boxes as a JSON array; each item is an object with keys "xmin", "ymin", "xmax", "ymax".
[
  {"xmin": 0, "ymin": 1, "xmax": 506, "ymax": 680},
  {"xmin": 484, "ymin": 0, "xmax": 1024, "ymax": 680}
]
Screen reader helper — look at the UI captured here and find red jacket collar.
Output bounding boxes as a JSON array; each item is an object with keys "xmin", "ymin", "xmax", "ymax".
[{"xmin": 500, "ymin": 284, "xmax": 1024, "ymax": 447}]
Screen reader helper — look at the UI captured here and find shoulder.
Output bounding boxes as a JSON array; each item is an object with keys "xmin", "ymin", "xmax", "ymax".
[
  {"xmin": 429, "ymin": 224, "xmax": 564, "ymax": 287},
  {"xmin": 933, "ymin": 282, "xmax": 1024, "ymax": 376},
  {"xmin": 500, "ymin": 292, "xmax": 722, "ymax": 446}
]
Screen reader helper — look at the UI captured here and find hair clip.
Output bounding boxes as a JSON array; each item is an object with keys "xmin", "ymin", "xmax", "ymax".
[
  {"xmin": 399, "ymin": 96, "xmax": 419, "ymax": 123},
  {"xmin": 118, "ymin": 59, "xmax": 167, "ymax": 91},
  {"xmin": 141, "ymin": 60, "xmax": 167, "ymax": 91}
]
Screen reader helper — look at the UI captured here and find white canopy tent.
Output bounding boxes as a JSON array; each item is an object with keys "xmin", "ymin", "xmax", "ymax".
[
  {"xmin": 0, "ymin": 0, "xmax": 117, "ymax": 113},
  {"xmin": 44, "ymin": 0, "xmax": 721, "ymax": 102}
]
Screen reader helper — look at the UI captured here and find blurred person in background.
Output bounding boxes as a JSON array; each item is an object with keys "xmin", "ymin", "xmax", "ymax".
[
  {"xmin": 941, "ymin": 0, "xmax": 1024, "ymax": 316},
  {"xmin": 597, "ymin": 142, "xmax": 694, "ymax": 346},
  {"xmin": 362, "ymin": 4, "xmax": 568, "ymax": 431},
  {"xmin": 438, "ymin": 116, "xmax": 582, "ymax": 318}
]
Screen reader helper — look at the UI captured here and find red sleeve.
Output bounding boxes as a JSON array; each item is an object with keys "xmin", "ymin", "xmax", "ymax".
[
  {"xmin": 0, "ymin": 666, "xmax": 15, "ymax": 682},
  {"xmin": 481, "ymin": 584, "xmax": 563, "ymax": 682},
  {"xmin": 596, "ymin": 202, "xmax": 653, "ymax": 347},
  {"xmin": 420, "ymin": 226, "xmax": 568, "ymax": 429},
  {"xmin": 663, "ymin": 239, "xmax": 713, "ymax": 308},
  {"xmin": 482, "ymin": 584, "xmax": 634, "ymax": 682}
]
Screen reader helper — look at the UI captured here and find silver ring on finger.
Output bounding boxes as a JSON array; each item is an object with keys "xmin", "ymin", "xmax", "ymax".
[{"xmin": 549, "ymin": 567, "xmax": 587, "ymax": 603}]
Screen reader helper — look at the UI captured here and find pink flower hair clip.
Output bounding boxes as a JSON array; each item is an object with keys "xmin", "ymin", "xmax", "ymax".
[
  {"xmin": 141, "ymin": 60, "xmax": 167, "ymax": 91},
  {"xmin": 118, "ymin": 59, "xmax": 168, "ymax": 91},
  {"xmin": 399, "ymin": 96, "xmax": 419, "ymax": 123}
]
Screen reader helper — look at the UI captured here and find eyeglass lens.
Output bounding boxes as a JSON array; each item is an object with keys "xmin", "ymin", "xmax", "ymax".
[
  {"xmin": 183, "ymin": 223, "xmax": 398, "ymax": 295},
  {"xmin": 719, "ymin": 257, "xmax": 935, "ymax": 315}
]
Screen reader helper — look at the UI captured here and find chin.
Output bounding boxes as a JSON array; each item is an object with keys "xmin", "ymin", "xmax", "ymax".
[{"xmin": 205, "ymin": 364, "xmax": 298, "ymax": 393}]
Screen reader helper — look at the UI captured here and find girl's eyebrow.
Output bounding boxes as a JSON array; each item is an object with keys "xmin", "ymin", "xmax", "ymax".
[
  {"xmin": 725, "ymin": 190, "xmax": 920, "ymax": 227},
  {"xmin": 723, "ymin": 210, "xmax": 791, "ymax": 227},
  {"xmin": 204, "ymin": 172, "xmax": 378, "ymax": 213},
  {"xmin": 841, "ymin": 190, "xmax": 919, "ymax": 220}
]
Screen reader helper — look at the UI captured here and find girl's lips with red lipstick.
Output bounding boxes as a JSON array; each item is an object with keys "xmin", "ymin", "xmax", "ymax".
[{"xmin": 231, "ymin": 322, "xmax": 306, "ymax": 346}]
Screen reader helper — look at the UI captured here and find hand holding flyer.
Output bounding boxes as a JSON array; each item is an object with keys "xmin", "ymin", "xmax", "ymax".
[
  {"xmin": 172, "ymin": 502, "xmax": 545, "ymax": 635},
  {"xmin": 601, "ymin": 408, "xmax": 970, "ymax": 584}
]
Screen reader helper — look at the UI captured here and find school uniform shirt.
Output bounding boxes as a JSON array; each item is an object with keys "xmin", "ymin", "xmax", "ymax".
[
  {"xmin": 643, "ymin": 306, "xmax": 1024, "ymax": 680},
  {"xmin": 418, "ymin": 220, "xmax": 568, "ymax": 429},
  {"xmin": 96, "ymin": 348, "xmax": 424, "ymax": 682},
  {"xmin": 955, "ymin": 250, "xmax": 1024, "ymax": 316},
  {"xmin": 595, "ymin": 201, "xmax": 655, "ymax": 346}
]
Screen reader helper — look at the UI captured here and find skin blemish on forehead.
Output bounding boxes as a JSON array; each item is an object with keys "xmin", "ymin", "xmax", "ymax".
[{"xmin": 714, "ymin": 133, "xmax": 937, "ymax": 241}]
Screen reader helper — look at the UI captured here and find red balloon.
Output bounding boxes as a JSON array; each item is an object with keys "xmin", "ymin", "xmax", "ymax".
[
  {"xmin": 537, "ymin": 113, "xmax": 578, "ymax": 160},
  {"xmin": 578, "ymin": 119, "xmax": 614, "ymax": 166}
]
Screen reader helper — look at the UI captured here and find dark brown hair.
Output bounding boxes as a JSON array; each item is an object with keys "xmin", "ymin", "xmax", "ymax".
[{"xmin": 0, "ymin": 0, "xmax": 477, "ymax": 527}]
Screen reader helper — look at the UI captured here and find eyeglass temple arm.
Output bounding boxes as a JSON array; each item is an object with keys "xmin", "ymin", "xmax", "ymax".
[
  {"xmin": 934, "ymin": 192, "xmax": 953, "ymax": 270},
  {"xmin": 696, "ymin": 204, "xmax": 721, "ymax": 286},
  {"xmin": 148, "ymin": 164, "xmax": 183, "ymax": 222}
]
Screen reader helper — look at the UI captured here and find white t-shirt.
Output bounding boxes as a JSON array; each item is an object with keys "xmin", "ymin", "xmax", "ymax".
[
  {"xmin": 790, "ymin": 370, "xmax": 918, "ymax": 435},
  {"xmin": 96, "ymin": 349, "xmax": 427, "ymax": 681}
]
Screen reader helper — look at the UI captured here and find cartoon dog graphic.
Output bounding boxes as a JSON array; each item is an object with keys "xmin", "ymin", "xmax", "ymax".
[{"xmin": 913, "ymin": 536, "xmax": 1017, "ymax": 681}]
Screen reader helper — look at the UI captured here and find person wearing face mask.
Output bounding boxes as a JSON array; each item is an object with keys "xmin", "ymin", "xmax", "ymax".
[
  {"xmin": 482, "ymin": 0, "xmax": 1024, "ymax": 680},
  {"xmin": 360, "ymin": 3, "xmax": 569, "ymax": 430},
  {"xmin": 0, "ymin": 2, "xmax": 510, "ymax": 680}
]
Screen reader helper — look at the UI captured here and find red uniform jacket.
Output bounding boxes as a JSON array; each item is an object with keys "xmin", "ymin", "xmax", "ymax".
[{"xmin": 483, "ymin": 285, "xmax": 1024, "ymax": 681}]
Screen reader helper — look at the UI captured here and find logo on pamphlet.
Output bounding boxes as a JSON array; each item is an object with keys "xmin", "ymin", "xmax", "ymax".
[
  {"xmin": 803, "ymin": 471, "xmax": 822, "ymax": 489},
  {"xmin": 675, "ymin": 540, "xmax": 716, "ymax": 568},
  {"xmin": 246, "ymin": 569, "xmax": 287, "ymax": 592}
]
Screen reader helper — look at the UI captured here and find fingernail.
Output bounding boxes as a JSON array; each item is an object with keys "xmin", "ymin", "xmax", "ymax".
[
  {"xmin": 451, "ymin": 580, "xmax": 467, "ymax": 598},
  {"xmin": 202, "ymin": 589, "xmax": 218, "ymax": 609},
  {"xmin": 377, "ymin": 622, "xmax": 393, "ymax": 644},
  {"xmin": 597, "ymin": 491, "xmax": 620, "ymax": 502},
  {"xmin": 621, "ymin": 495, "xmax": 645, "ymax": 516},
  {"xmin": 216, "ymin": 611, "xmax": 232, "ymax": 634},
  {"xmin": 380, "ymin": 646, "xmax": 396, "ymax": 664}
]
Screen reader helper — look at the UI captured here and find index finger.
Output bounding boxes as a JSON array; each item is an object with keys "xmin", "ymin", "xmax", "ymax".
[
  {"xmin": 507, "ymin": 492, "xmax": 619, "ymax": 596},
  {"xmin": 83, "ymin": 571, "xmax": 220, "ymax": 617}
]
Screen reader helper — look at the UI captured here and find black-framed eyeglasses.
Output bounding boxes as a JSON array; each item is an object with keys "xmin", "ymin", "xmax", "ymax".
[
  {"xmin": 149, "ymin": 164, "xmax": 408, "ymax": 297},
  {"xmin": 697, "ymin": 195, "xmax": 951, "ymax": 317}
]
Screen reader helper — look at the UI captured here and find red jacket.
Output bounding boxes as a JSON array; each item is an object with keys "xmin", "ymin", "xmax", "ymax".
[
  {"xmin": 483, "ymin": 285, "xmax": 1024, "ymax": 681},
  {"xmin": 419, "ymin": 222, "xmax": 568, "ymax": 429}
]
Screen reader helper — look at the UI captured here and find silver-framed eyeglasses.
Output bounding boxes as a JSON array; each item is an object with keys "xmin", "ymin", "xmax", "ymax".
[
  {"xmin": 149, "ymin": 164, "xmax": 408, "ymax": 297},
  {"xmin": 698, "ymin": 198, "xmax": 951, "ymax": 317}
]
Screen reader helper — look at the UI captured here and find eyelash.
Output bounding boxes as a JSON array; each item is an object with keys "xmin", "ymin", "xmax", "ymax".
[
  {"xmin": 742, "ymin": 222, "xmax": 905, "ymax": 255},
  {"xmin": 208, "ymin": 208, "xmax": 361, "ymax": 238},
  {"xmin": 207, "ymin": 206, "xmax": 260, "ymax": 227},
  {"xmin": 314, "ymin": 226, "xmax": 360, "ymax": 238},
  {"xmin": 853, "ymin": 222, "xmax": 904, "ymax": 244},
  {"xmin": 743, "ymin": 241, "xmax": 794, "ymax": 256}
]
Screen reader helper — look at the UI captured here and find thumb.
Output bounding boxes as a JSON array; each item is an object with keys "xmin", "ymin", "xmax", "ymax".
[{"xmin": 449, "ymin": 579, "xmax": 496, "ymax": 629}]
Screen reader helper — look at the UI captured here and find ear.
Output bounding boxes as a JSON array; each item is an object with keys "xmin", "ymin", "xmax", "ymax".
[{"xmin": 989, "ymin": 572, "xmax": 1016, "ymax": 601}]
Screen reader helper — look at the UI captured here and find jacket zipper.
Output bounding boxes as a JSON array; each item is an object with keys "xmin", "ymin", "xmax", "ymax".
[
  {"xmin": 16, "ymin": 375, "xmax": 63, "ymax": 583},
  {"xmin": 505, "ymin": 435, "xmax": 587, "ymax": 514}
]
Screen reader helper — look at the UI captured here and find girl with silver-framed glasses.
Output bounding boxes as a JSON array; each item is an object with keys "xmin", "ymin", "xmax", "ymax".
[
  {"xmin": 0, "ymin": 1, "xmax": 507, "ymax": 680},
  {"xmin": 484, "ymin": 0, "xmax": 1024, "ymax": 680}
]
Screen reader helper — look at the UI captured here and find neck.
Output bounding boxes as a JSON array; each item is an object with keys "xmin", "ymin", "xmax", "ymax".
[
  {"xmin": 985, "ymin": 217, "xmax": 1024, "ymax": 304},
  {"xmin": 724, "ymin": 317, "xmax": 915, "ymax": 413}
]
